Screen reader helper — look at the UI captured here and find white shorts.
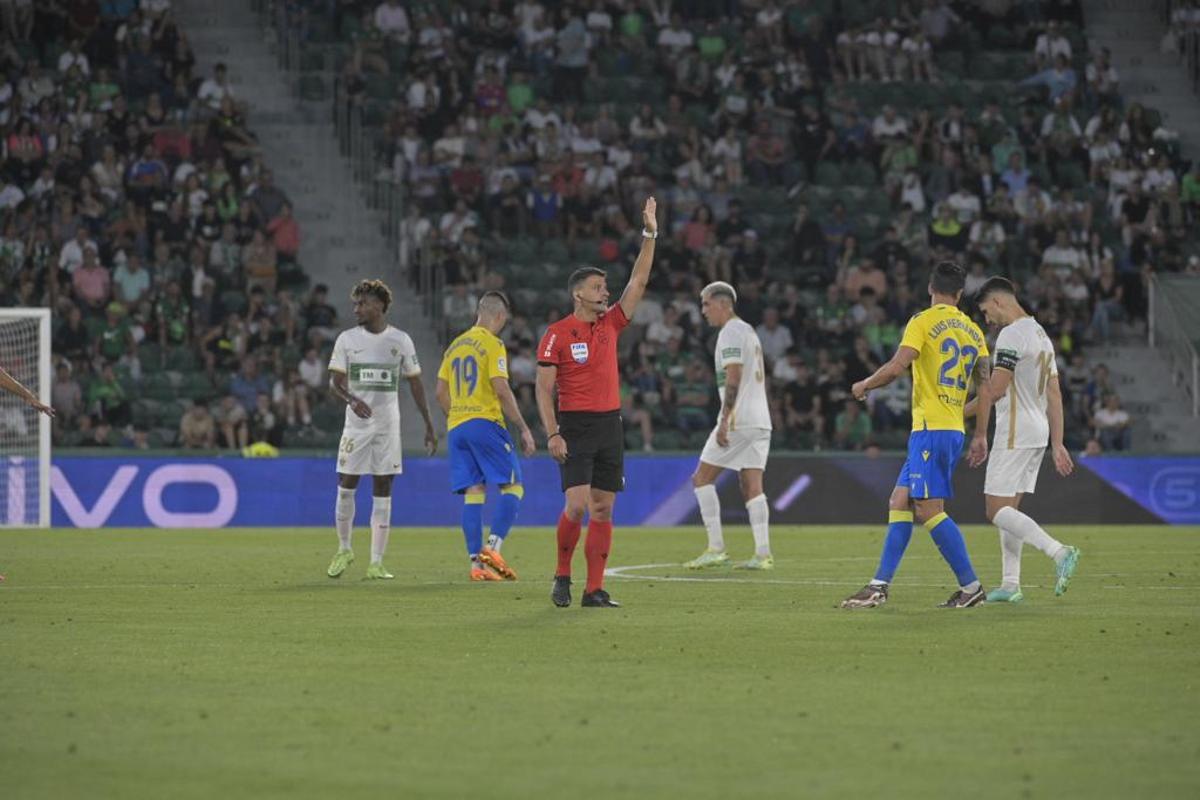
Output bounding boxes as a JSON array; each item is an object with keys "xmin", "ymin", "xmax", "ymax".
[
  {"xmin": 984, "ymin": 447, "xmax": 1044, "ymax": 497},
  {"xmin": 336, "ymin": 429, "xmax": 403, "ymax": 475},
  {"xmin": 699, "ymin": 427, "xmax": 771, "ymax": 471}
]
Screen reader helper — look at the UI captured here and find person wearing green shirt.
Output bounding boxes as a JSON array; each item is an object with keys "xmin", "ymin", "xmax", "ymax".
[
  {"xmin": 95, "ymin": 304, "xmax": 135, "ymax": 363},
  {"xmin": 1181, "ymin": 164, "xmax": 1200, "ymax": 207},
  {"xmin": 507, "ymin": 71, "xmax": 534, "ymax": 115},
  {"xmin": 834, "ymin": 398, "xmax": 873, "ymax": 450},
  {"xmin": 697, "ymin": 22, "xmax": 726, "ymax": 61},
  {"xmin": 86, "ymin": 364, "xmax": 130, "ymax": 426}
]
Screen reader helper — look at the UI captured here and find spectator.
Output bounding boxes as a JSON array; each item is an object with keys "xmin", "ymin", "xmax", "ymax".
[
  {"xmin": 251, "ymin": 393, "xmax": 282, "ymax": 446},
  {"xmin": 51, "ymin": 362, "xmax": 83, "ymax": 429},
  {"xmin": 87, "ymin": 364, "xmax": 131, "ymax": 426},
  {"xmin": 179, "ymin": 403, "xmax": 217, "ymax": 449},
  {"xmin": 230, "ymin": 357, "xmax": 271, "ymax": 414},
  {"xmin": 756, "ymin": 307, "xmax": 794, "ymax": 368},
  {"xmin": 112, "ymin": 252, "xmax": 151, "ymax": 309},
  {"xmin": 834, "ymin": 398, "xmax": 873, "ymax": 450},
  {"xmin": 266, "ymin": 201, "xmax": 300, "ymax": 264},
  {"xmin": 213, "ymin": 394, "xmax": 250, "ymax": 450},
  {"xmin": 72, "ymin": 247, "xmax": 112, "ymax": 311},
  {"xmin": 1093, "ymin": 393, "xmax": 1132, "ymax": 451}
]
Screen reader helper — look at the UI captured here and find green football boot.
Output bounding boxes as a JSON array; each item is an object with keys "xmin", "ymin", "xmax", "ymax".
[
  {"xmin": 734, "ymin": 554, "xmax": 775, "ymax": 571},
  {"xmin": 365, "ymin": 562, "xmax": 394, "ymax": 580},
  {"xmin": 327, "ymin": 549, "xmax": 354, "ymax": 578},
  {"xmin": 1054, "ymin": 546, "xmax": 1080, "ymax": 596},
  {"xmin": 985, "ymin": 586, "xmax": 1024, "ymax": 603},
  {"xmin": 684, "ymin": 549, "xmax": 730, "ymax": 569}
]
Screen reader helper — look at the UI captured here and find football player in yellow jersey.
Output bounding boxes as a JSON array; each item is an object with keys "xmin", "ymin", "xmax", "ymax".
[
  {"xmin": 841, "ymin": 261, "xmax": 993, "ymax": 609},
  {"xmin": 436, "ymin": 292, "xmax": 536, "ymax": 581}
]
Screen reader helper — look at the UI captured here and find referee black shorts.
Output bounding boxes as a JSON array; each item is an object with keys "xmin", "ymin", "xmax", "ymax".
[{"xmin": 557, "ymin": 410, "xmax": 625, "ymax": 493}]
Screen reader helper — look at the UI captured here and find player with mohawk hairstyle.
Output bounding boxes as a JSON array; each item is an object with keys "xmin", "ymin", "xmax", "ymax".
[{"xmin": 684, "ymin": 281, "xmax": 776, "ymax": 571}]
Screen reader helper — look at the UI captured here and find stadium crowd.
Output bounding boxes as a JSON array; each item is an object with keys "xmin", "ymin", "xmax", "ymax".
[
  {"xmin": 1, "ymin": 1, "xmax": 336, "ymax": 450},
  {"xmin": 4, "ymin": 0, "xmax": 1198, "ymax": 454},
  {"xmin": 323, "ymin": 0, "xmax": 1199, "ymax": 452}
]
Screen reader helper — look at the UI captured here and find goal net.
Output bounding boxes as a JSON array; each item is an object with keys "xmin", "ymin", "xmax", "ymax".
[{"xmin": 0, "ymin": 309, "xmax": 51, "ymax": 528}]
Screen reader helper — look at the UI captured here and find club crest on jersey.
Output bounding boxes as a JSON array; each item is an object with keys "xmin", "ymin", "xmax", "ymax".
[{"xmin": 571, "ymin": 342, "xmax": 589, "ymax": 363}]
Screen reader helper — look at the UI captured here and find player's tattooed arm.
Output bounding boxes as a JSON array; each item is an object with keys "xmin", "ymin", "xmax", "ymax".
[
  {"xmin": 618, "ymin": 197, "xmax": 658, "ymax": 319},
  {"xmin": 330, "ymin": 370, "xmax": 371, "ymax": 419},
  {"xmin": 716, "ymin": 363, "xmax": 742, "ymax": 446}
]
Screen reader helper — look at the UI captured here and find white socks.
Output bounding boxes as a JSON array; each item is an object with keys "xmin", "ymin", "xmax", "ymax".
[
  {"xmin": 694, "ymin": 484, "xmax": 724, "ymax": 551},
  {"xmin": 370, "ymin": 496, "xmax": 392, "ymax": 564},
  {"xmin": 335, "ymin": 487, "xmax": 355, "ymax": 551},
  {"xmin": 993, "ymin": 506, "xmax": 1064, "ymax": 562},
  {"xmin": 746, "ymin": 494, "xmax": 771, "ymax": 557},
  {"xmin": 998, "ymin": 528, "xmax": 1023, "ymax": 591}
]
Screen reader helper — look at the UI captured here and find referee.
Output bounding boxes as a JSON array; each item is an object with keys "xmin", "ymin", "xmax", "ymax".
[{"xmin": 535, "ymin": 197, "xmax": 658, "ymax": 608}]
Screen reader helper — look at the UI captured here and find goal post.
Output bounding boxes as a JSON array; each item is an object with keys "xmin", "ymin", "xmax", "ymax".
[{"xmin": 0, "ymin": 308, "xmax": 51, "ymax": 528}]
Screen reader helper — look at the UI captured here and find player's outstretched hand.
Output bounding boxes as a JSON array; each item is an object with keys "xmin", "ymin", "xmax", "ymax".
[
  {"xmin": 1052, "ymin": 443, "xmax": 1074, "ymax": 476},
  {"xmin": 424, "ymin": 426, "xmax": 439, "ymax": 455},
  {"xmin": 350, "ymin": 397, "xmax": 372, "ymax": 419},
  {"xmin": 30, "ymin": 400, "xmax": 54, "ymax": 418},
  {"xmin": 851, "ymin": 379, "xmax": 869, "ymax": 402},
  {"xmin": 519, "ymin": 428, "xmax": 536, "ymax": 457},
  {"xmin": 549, "ymin": 434, "xmax": 568, "ymax": 464},
  {"xmin": 642, "ymin": 197, "xmax": 657, "ymax": 235},
  {"xmin": 967, "ymin": 435, "xmax": 988, "ymax": 468}
]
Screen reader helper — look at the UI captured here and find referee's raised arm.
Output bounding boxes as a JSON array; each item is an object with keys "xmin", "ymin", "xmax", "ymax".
[{"xmin": 617, "ymin": 197, "xmax": 658, "ymax": 319}]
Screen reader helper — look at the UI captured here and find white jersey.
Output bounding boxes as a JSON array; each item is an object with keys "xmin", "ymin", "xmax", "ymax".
[
  {"xmin": 329, "ymin": 325, "xmax": 421, "ymax": 432},
  {"xmin": 992, "ymin": 316, "xmax": 1057, "ymax": 450},
  {"xmin": 714, "ymin": 317, "xmax": 772, "ymax": 431}
]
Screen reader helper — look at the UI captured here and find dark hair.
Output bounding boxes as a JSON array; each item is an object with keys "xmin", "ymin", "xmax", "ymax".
[
  {"xmin": 929, "ymin": 260, "xmax": 966, "ymax": 296},
  {"xmin": 351, "ymin": 278, "xmax": 393, "ymax": 312},
  {"xmin": 974, "ymin": 275, "xmax": 1016, "ymax": 306},
  {"xmin": 567, "ymin": 266, "xmax": 606, "ymax": 296}
]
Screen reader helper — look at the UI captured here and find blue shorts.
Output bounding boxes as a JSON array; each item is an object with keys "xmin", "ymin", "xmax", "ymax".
[
  {"xmin": 448, "ymin": 418, "xmax": 522, "ymax": 493},
  {"xmin": 896, "ymin": 427, "xmax": 964, "ymax": 500}
]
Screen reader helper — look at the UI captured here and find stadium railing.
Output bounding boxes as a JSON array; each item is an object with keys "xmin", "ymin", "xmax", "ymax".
[{"xmin": 1149, "ymin": 273, "xmax": 1200, "ymax": 417}]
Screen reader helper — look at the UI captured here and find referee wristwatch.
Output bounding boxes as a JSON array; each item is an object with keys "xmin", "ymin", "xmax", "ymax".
[{"xmin": 641, "ymin": 228, "xmax": 657, "ymax": 239}]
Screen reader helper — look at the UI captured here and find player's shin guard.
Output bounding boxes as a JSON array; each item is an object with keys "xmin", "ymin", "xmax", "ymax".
[
  {"xmin": 335, "ymin": 487, "xmax": 355, "ymax": 550},
  {"xmin": 555, "ymin": 513, "xmax": 583, "ymax": 577},
  {"xmin": 489, "ymin": 485, "xmax": 523, "ymax": 548},
  {"xmin": 694, "ymin": 484, "xmax": 724, "ymax": 551},
  {"xmin": 462, "ymin": 493, "xmax": 485, "ymax": 556},
  {"xmin": 873, "ymin": 510, "xmax": 914, "ymax": 584},
  {"xmin": 746, "ymin": 494, "xmax": 770, "ymax": 556},
  {"xmin": 925, "ymin": 512, "xmax": 979, "ymax": 588},
  {"xmin": 584, "ymin": 520, "xmax": 613, "ymax": 593},
  {"xmin": 370, "ymin": 496, "xmax": 392, "ymax": 564}
]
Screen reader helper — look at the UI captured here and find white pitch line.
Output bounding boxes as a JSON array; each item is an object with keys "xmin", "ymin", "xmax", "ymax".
[{"xmin": 603, "ymin": 563, "xmax": 1200, "ymax": 591}]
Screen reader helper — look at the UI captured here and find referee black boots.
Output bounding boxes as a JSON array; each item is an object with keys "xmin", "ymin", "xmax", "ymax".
[
  {"xmin": 581, "ymin": 589, "xmax": 621, "ymax": 608},
  {"xmin": 551, "ymin": 576, "xmax": 572, "ymax": 607}
]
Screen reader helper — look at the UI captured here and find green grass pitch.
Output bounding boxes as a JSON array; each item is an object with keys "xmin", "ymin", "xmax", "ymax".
[{"xmin": 2, "ymin": 525, "xmax": 1198, "ymax": 799}]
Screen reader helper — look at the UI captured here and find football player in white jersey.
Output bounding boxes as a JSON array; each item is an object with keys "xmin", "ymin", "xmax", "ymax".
[
  {"xmin": 684, "ymin": 281, "xmax": 775, "ymax": 571},
  {"xmin": 968, "ymin": 277, "xmax": 1080, "ymax": 601},
  {"xmin": 325, "ymin": 279, "xmax": 438, "ymax": 580}
]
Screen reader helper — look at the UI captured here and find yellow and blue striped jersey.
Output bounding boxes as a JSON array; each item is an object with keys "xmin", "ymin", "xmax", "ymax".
[
  {"xmin": 899, "ymin": 304, "xmax": 989, "ymax": 432},
  {"xmin": 437, "ymin": 326, "xmax": 509, "ymax": 431}
]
